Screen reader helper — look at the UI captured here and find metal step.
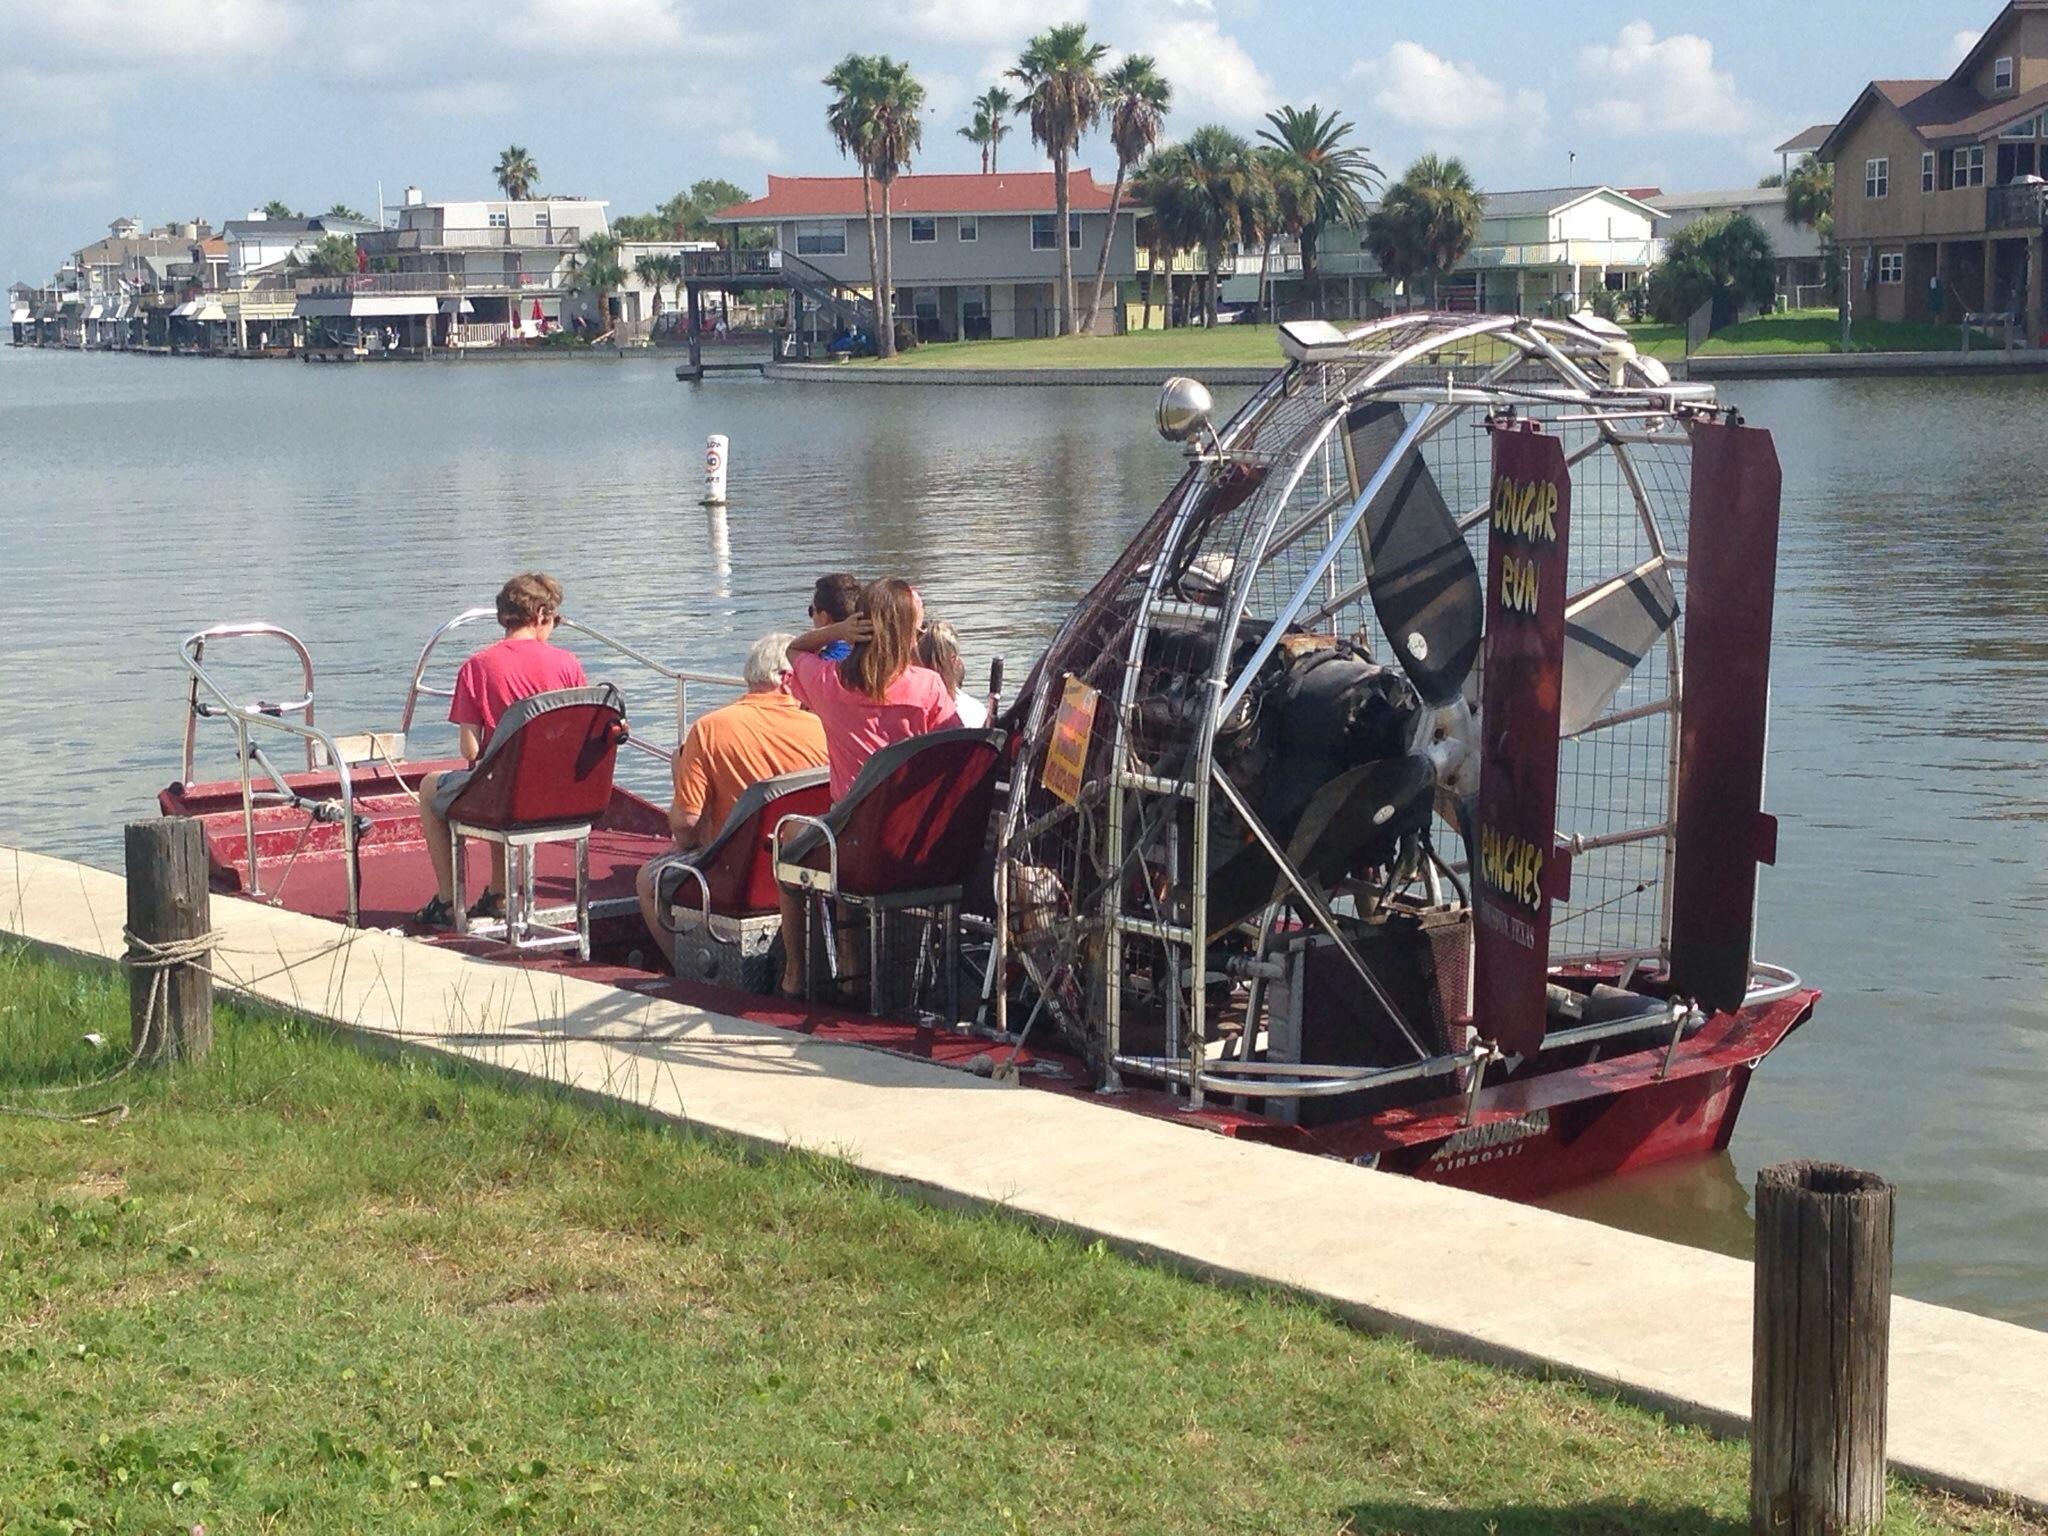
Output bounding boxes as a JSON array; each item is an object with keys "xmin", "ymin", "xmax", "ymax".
[
  {"xmin": 1112, "ymin": 769, "xmax": 1194, "ymax": 798},
  {"xmin": 1112, "ymin": 914, "xmax": 1194, "ymax": 944}
]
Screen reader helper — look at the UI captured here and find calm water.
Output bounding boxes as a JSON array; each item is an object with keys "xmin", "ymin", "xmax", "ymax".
[{"xmin": 3, "ymin": 348, "xmax": 2044, "ymax": 1328}]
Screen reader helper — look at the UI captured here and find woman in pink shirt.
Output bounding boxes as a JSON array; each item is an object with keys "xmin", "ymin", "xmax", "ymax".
[{"xmin": 779, "ymin": 577, "xmax": 959, "ymax": 998}]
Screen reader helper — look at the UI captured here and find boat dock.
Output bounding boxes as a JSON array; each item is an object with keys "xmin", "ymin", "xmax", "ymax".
[{"xmin": 4, "ymin": 840, "xmax": 2043, "ymax": 1515}]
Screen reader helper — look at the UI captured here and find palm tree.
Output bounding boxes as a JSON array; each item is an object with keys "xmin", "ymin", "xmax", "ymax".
[
  {"xmin": 1162, "ymin": 125, "xmax": 1263, "ymax": 326},
  {"xmin": 1085, "ymin": 55, "xmax": 1170, "ymax": 332},
  {"xmin": 824, "ymin": 54, "xmax": 887, "ymax": 353},
  {"xmin": 867, "ymin": 57, "xmax": 925, "ymax": 355},
  {"xmin": 958, "ymin": 86, "xmax": 1014, "ymax": 173},
  {"xmin": 261, "ymin": 200, "xmax": 300, "ymax": 221},
  {"xmin": 1253, "ymin": 147, "xmax": 1307, "ymax": 321},
  {"xmin": 1011, "ymin": 23, "xmax": 1109, "ymax": 335},
  {"xmin": 1137, "ymin": 143, "xmax": 1202, "ymax": 327},
  {"xmin": 1363, "ymin": 154, "xmax": 1482, "ymax": 310},
  {"xmin": 301, "ymin": 235, "xmax": 358, "ymax": 278},
  {"xmin": 634, "ymin": 251, "xmax": 681, "ymax": 327},
  {"xmin": 1784, "ymin": 155, "xmax": 1833, "ymax": 232},
  {"xmin": 572, "ymin": 233, "xmax": 625, "ymax": 334},
  {"xmin": 325, "ymin": 203, "xmax": 366, "ymax": 222},
  {"xmin": 1256, "ymin": 105, "xmax": 1379, "ymax": 317},
  {"xmin": 495, "ymin": 145, "xmax": 538, "ymax": 201}
]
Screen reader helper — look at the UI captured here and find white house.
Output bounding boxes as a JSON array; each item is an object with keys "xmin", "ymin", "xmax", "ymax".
[
  {"xmin": 1319, "ymin": 185, "xmax": 1665, "ymax": 315},
  {"xmin": 224, "ymin": 212, "xmax": 378, "ymax": 280}
]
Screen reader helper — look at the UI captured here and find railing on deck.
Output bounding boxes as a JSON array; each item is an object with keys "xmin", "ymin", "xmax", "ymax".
[
  {"xmin": 359, "ymin": 226, "xmax": 582, "ymax": 255},
  {"xmin": 1987, "ymin": 181, "xmax": 2048, "ymax": 228},
  {"xmin": 295, "ymin": 271, "xmax": 561, "ymax": 297}
]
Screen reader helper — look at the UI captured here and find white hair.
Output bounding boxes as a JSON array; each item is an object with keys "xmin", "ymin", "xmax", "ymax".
[{"xmin": 742, "ymin": 631, "xmax": 796, "ymax": 690}]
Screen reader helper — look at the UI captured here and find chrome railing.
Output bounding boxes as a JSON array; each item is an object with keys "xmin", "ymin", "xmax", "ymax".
[
  {"xmin": 398, "ymin": 608, "xmax": 746, "ymax": 767},
  {"xmin": 179, "ymin": 623, "xmax": 363, "ymax": 924}
]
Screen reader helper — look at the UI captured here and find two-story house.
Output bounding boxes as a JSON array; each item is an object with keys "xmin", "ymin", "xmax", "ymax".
[
  {"xmin": 301, "ymin": 188, "xmax": 609, "ymax": 345},
  {"xmin": 1823, "ymin": 0, "xmax": 2048, "ymax": 334},
  {"xmin": 1317, "ymin": 186, "xmax": 1663, "ymax": 316},
  {"xmin": 708, "ymin": 171, "xmax": 1141, "ymax": 339}
]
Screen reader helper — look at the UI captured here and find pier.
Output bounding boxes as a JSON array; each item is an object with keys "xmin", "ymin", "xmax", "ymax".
[{"xmin": 4, "ymin": 841, "xmax": 2044, "ymax": 1516}]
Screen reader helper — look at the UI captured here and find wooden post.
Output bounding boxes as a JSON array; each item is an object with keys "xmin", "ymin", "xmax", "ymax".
[
  {"xmin": 686, "ymin": 282, "xmax": 703, "ymax": 375},
  {"xmin": 1752, "ymin": 1161, "xmax": 1894, "ymax": 1536},
  {"xmin": 124, "ymin": 817, "xmax": 213, "ymax": 1063}
]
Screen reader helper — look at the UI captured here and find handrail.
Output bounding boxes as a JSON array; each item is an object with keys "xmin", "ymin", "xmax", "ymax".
[
  {"xmin": 178, "ymin": 623, "xmax": 361, "ymax": 925},
  {"xmin": 398, "ymin": 609, "xmax": 747, "ymax": 764}
]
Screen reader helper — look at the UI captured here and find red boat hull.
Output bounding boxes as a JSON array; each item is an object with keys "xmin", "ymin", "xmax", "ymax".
[{"xmin": 159, "ymin": 768, "xmax": 1815, "ymax": 1204}]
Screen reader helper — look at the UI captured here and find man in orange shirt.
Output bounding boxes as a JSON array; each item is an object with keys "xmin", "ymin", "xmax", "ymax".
[{"xmin": 636, "ymin": 632, "xmax": 828, "ymax": 949}]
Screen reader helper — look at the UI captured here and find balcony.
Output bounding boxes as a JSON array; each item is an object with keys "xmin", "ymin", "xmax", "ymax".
[
  {"xmin": 357, "ymin": 225, "xmax": 581, "ymax": 256},
  {"xmin": 295, "ymin": 270, "xmax": 561, "ymax": 298},
  {"xmin": 1986, "ymin": 181, "xmax": 2048, "ymax": 228}
]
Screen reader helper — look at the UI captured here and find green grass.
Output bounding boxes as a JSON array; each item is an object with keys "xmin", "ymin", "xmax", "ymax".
[
  {"xmin": 0, "ymin": 945, "xmax": 2038, "ymax": 1536},
  {"xmin": 848, "ymin": 326, "xmax": 1284, "ymax": 370},
  {"xmin": 1628, "ymin": 307, "xmax": 2001, "ymax": 360}
]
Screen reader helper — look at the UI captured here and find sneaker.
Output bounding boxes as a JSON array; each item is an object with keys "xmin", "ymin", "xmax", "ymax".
[
  {"xmin": 467, "ymin": 890, "xmax": 505, "ymax": 923},
  {"xmin": 412, "ymin": 894, "xmax": 456, "ymax": 930}
]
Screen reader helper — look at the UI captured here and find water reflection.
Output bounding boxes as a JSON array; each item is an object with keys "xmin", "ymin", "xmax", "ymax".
[{"xmin": 2, "ymin": 352, "xmax": 2044, "ymax": 1328}]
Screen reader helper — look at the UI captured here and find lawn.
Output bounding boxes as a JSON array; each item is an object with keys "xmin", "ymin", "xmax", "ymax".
[
  {"xmin": 0, "ymin": 945, "xmax": 2037, "ymax": 1535},
  {"xmin": 1628, "ymin": 307, "xmax": 2001, "ymax": 360},
  {"xmin": 848, "ymin": 325, "xmax": 1284, "ymax": 370}
]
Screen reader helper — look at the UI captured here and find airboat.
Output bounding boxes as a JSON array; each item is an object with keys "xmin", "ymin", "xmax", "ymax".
[{"xmin": 160, "ymin": 312, "xmax": 1815, "ymax": 1200}]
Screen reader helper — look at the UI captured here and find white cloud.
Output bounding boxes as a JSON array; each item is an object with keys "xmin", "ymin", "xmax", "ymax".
[
  {"xmin": 9, "ymin": 0, "xmax": 300, "ymax": 66},
  {"xmin": 1349, "ymin": 42, "xmax": 1545, "ymax": 138},
  {"xmin": 396, "ymin": 80, "xmax": 519, "ymax": 118},
  {"xmin": 889, "ymin": 0, "xmax": 1072, "ymax": 47},
  {"xmin": 1573, "ymin": 21, "xmax": 1760, "ymax": 140},
  {"xmin": 1133, "ymin": 16, "xmax": 1272, "ymax": 121},
  {"xmin": 9, "ymin": 149, "xmax": 118, "ymax": 204},
  {"xmin": 717, "ymin": 125, "xmax": 786, "ymax": 165},
  {"xmin": 1950, "ymin": 28, "xmax": 1983, "ymax": 66}
]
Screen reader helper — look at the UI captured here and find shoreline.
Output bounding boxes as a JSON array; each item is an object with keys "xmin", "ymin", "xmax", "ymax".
[{"xmin": 5, "ymin": 840, "xmax": 2047, "ymax": 1517}]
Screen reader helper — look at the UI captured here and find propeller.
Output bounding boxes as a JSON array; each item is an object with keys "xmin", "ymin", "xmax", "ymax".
[
  {"xmin": 1344, "ymin": 401, "xmax": 1484, "ymax": 709},
  {"xmin": 1560, "ymin": 560, "xmax": 1678, "ymax": 736}
]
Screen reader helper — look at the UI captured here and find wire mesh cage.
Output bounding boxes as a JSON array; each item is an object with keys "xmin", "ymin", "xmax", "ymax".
[{"xmin": 999, "ymin": 313, "xmax": 1720, "ymax": 1095}]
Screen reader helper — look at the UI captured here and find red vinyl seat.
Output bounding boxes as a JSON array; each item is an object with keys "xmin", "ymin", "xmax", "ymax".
[
  {"xmin": 774, "ymin": 727, "xmax": 1005, "ymax": 1018},
  {"xmin": 663, "ymin": 767, "xmax": 831, "ymax": 923},
  {"xmin": 444, "ymin": 684, "xmax": 629, "ymax": 959}
]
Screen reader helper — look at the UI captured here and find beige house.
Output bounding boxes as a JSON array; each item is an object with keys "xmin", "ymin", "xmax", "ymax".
[{"xmin": 1823, "ymin": 0, "xmax": 2048, "ymax": 334}]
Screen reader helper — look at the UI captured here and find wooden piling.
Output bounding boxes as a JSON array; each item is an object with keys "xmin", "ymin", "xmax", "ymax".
[
  {"xmin": 1752, "ymin": 1160, "xmax": 1895, "ymax": 1535},
  {"xmin": 124, "ymin": 817, "xmax": 213, "ymax": 1063}
]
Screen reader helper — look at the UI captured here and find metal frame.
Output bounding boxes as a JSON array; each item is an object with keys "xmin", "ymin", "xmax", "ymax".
[
  {"xmin": 451, "ymin": 818, "xmax": 593, "ymax": 960},
  {"xmin": 179, "ymin": 623, "xmax": 363, "ymax": 924},
  {"xmin": 999, "ymin": 312, "xmax": 1796, "ymax": 1114}
]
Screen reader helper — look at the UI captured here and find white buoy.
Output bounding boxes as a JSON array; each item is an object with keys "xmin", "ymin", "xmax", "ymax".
[{"xmin": 703, "ymin": 433, "xmax": 729, "ymax": 505}]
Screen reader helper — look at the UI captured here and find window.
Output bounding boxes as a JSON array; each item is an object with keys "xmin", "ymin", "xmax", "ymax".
[
  {"xmin": 535, "ymin": 210, "xmax": 550, "ymax": 229},
  {"xmin": 1996, "ymin": 55, "xmax": 2015, "ymax": 92},
  {"xmin": 2001, "ymin": 111, "xmax": 2039, "ymax": 139},
  {"xmin": 957, "ymin": 217, "xmax": 978, "ymax": 242},
  {"xmin": 1864, "ymin": 157, "xmax": 1889, "ymax": 198},
  {"xmin": 1953, "ymin": 144, "xmax": 1986, "ymax": 187},
  {"xmin": 908, "ymin": 215, "xmax": 937, "ymax": 244},
  {"xmin": 1922, "ymin": 151, "xmax": 1937, "ymax": 191},
  {"xmin": 1877, "ymin": 250, "xmax": 1904, "ymax": 284},
  {"xmin": 1031, "ymin": 213, "xmax": 1082, "ymax": 250},
  {"xmin": 488, "ymin": 210, "xmax": 509, "ymax": 228},
  {"xmin": 793, "ymin": 220, "xmax": 846, "ymax": 256}
]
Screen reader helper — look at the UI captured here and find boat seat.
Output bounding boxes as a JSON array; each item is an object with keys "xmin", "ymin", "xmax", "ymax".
[
  {"xmin": 774, "ymin": 726, "xmax": 1005, "ymax": 1020},
  {"xmin": 444, "ymin": 683, "xmax": 629, "ymax": 960}
]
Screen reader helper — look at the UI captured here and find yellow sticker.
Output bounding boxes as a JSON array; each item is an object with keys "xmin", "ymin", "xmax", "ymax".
[{"xmin": 1040, "ymin": 677, "xmax": 1100, "ymax": 807}]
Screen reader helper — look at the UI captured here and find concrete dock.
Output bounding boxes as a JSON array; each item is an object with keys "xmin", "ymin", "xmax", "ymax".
[{"xmin": 3, "ymin": 842, "xmax": 2042, "ymax": 1513}]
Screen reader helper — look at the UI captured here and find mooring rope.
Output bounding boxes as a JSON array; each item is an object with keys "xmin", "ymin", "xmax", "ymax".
[{"xmin": 0, "ymin": 926, "xmax": 224, "ymax": 1128}]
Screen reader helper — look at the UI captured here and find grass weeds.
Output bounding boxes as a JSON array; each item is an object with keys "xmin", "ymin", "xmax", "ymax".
[{"xmin": 0, "ymin": 942, "xmax": 2038, "ymax": 1535}]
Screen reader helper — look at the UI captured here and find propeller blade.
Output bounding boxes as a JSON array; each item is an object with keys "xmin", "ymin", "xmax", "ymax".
[
  {"xmin": 1343, "ymin": 401, "xmax": 1484, "ymax": 708},
  {"xmin": 1559, "ymin": 560, "xmax": 1678, "ymax": 736}
]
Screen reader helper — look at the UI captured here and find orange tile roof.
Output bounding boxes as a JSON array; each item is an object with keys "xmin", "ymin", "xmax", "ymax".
[{"xmin": 712, "ymin": 170, "xmax": 1132, "ymax": 221}]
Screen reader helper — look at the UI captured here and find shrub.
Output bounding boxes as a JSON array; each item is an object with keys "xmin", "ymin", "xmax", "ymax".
[{"xmin": 1645, "ymin": 213, "xmax": 1777, "ymax": 329}]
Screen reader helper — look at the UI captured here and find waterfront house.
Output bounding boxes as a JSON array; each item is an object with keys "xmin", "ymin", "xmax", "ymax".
[
  {"xmin": 8, "ymin": 282, "xmax": 31, "ymax": 343},
  {"xmin": 1773, "ymin": 124, "xmax": 1835, "ymax": 181},
  {"xmin": 1316, "ymin": 185, "xmax": 1662, "ymax": 315},
  {"xmin": 1647, "ymin": 187, "xmax": 1827, "ymax": 305},
  {"xmin": 614, "ymin": 239, "xmax": 720, "ymax": 340},
  {"xmin": 708, "ymin": 171, "xmax": 1142, "ymax": 339},
  {"xmin": 1821, "ymin": 0, "xmax": 2048, "ymax": 334},
  {"xmin": 304, "ymin": 187, "xmax": 609, "ymax": 346},
  {"xmin": 224, "ymin": 212, "xmax": 377, "ymax": 281}
]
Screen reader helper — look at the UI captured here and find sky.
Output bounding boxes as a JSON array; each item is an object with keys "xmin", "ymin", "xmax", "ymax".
[{"xmin": 0, "ymin": 0, "xmax": 1997, "ymax": 285}]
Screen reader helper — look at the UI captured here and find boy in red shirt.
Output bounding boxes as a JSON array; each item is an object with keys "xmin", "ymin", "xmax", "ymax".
[{"xmin": 413, "ymin": 572, "xmax": 587, "ymax": 927}]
